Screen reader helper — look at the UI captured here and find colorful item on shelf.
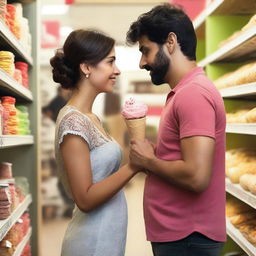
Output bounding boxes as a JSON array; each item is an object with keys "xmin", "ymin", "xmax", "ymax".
[
  {"xmin": 15, "ymin": 62, "xmax": 29, "ymax": 88},
  {"xmin": 16, "ymin": 105, "xmax": 30, "ymax": 135},
  {"xmin": 1, "ymin": 96, "xmax": 18, "ymax": 135},
  {"xmin": 13, "ymin": 68, "xmax": 22, "ymax": 84},
  {"xmin": 0, "ymin": 51, "xmax": 15, "ymax": 76},
  {"xmin": 6, "ymin": 4, "xmax": 20, "ymax": 40}
]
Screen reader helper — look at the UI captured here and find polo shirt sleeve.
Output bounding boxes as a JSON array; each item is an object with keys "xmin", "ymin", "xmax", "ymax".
[{"xmin": 174, "ymin": 85, "xmax": 216, "ymax": 140}]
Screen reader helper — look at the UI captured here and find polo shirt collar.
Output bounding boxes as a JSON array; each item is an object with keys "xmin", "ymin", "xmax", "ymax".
[{"xmin": 166, "ymin": 66, "xmax": 205, "ymax": 101}]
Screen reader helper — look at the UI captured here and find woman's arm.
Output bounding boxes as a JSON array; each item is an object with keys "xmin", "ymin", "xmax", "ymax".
[{"xmin": 61, "ymin": 134, "xmax": 138, "ymax": 213}]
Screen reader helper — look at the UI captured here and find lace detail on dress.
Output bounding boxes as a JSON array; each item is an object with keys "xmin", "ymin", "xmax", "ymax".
[{"xmin": 58, "ymin": 110, "xmax": 109, "ymax": 150}]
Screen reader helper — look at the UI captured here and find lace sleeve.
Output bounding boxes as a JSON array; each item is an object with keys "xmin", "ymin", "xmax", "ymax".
[{"xmin": 58, "ymin": 111, "xmax": 93, "ymax": 150}]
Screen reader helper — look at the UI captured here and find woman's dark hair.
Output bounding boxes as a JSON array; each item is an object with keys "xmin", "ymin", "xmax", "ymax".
[
  {"xmin": 50, "ymin": 29, "xmax": 115, "ymax": 89},
  {"xmin": 126, "ymin": 3, "xmax": 197, "ymax": 61}
]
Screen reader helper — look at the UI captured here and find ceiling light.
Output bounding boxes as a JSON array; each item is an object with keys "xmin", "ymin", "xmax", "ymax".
[{"xmin": 42, "ymin": 5, "xmax": 69, "ymax": 15}]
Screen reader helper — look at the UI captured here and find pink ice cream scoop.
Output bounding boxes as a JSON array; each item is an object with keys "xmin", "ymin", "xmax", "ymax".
[{"xmin": 121, "ymin": 97, "xmax": 148, "ymax": 119}]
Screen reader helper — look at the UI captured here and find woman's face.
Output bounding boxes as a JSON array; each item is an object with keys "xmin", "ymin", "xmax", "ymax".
[{"xmin": 89, "ymin": 47, "xmax": 120, "ymax": 93}]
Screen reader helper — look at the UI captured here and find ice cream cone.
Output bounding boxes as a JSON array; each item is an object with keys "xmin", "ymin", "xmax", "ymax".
[{"xmin": 125, "ymin": 116, "xmax": 146, "ymax": 140}]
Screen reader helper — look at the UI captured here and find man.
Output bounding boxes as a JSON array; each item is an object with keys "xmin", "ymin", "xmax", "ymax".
[{"xmin": 127, "ymin": 4, "xmax": 226, "ymax": 256}]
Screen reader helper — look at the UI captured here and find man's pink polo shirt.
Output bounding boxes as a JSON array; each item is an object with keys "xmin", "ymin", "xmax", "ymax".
[{"xmin": 144, "ymin": 67, "xmax": 226, "ymax": 242}]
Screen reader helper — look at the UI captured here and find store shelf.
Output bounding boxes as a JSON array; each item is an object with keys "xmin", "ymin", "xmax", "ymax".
[
  {"xmin": 0, "ymin": 68, "xmax": 33, "ymax": 101},
  {"xmin": 0, "ymin": 194, "xmax": 32, "ymax": 241},
  {"xmin": 198, "ymin": 26, "xmax": 256, "ymax": 66},
  {"xmin": 226, "ymin": 178, "xmax": 256, "ymax": 209},
  {"xmin": 13, "ymin": 227, "xmax": 32, "ymax": 256},
  {"xmin": 227, "ymin": 218, "xmax": 256, "ymax": 256},
  {"xmin": 0, "ymin": 135, "xmax": 34, "ymax": 148},
  {"xmin": 226, "ymin": 123, "xmax": 256, "ymax": 135},
  {"xmin": 220, "ymin": 82, "xmax": 256, "ymax": 98},
  {"xmin": 193, "ymin": 0, "xmax": 256, "ymax": 32},
  {"xmin": 0, "ymin": 20, "xmax": 33, "ymax": 65},
  {"xmin": 125, "ymin": 93, "xmax": 166, "ymax": 106}
]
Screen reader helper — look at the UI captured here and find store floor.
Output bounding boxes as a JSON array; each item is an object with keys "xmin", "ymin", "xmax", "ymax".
[{"xmin": 41, "ymin": 173, "xmax": 152, "ymax": 256}]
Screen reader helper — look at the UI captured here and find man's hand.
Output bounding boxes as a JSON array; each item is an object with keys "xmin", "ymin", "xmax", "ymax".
[{"xmin": 129, "ymin": 139, "xmax": 156, "ymax": 169}]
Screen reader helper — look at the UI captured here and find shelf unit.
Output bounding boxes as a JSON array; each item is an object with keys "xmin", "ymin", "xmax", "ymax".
[
  {"xmin": 220, "ymin": 83, "xmax": 256, "ymax": 98},
  {"xmin": 226, "ymin": 178, "xmax": 256, "ymax": 210},
  {"xmin": 13, "ymin": 227, "xmax": 32, "ymax": 256},
  {"xmin": 194, "ymin": 0, "xmax": 256, "ymax": 255},
  {"xmin": 226, "ymin": 124, "xmax": 256, "ymax": 136},
  {"xmin": 0, "ymin": 19, "xmax": 33, "ymax": 65},
  {"xmin": 0, "ymin": 194, "xmax": 32, "ymax": 241},
  {"xmin": 198, "ymin": 26, "xmax": 256, "ymax": 66},
  {"xmin": 0, "ymin": 1, "xmax": 40, "ymax": 255},
  {"xmin": 227, "ymin": 218, "xmax": 256, "ymax": 256}
]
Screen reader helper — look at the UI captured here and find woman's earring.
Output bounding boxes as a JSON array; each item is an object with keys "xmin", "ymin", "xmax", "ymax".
[{"xmin": 85, "ymin": 74, "xmax": 90, "ymax": 78}]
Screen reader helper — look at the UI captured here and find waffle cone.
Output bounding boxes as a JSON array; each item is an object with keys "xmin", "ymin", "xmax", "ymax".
[{"xmin": 124, "ymin": 116, "xmax": 146, "ymax": 140}]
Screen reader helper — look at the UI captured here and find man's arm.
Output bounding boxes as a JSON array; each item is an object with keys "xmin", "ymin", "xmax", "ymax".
[{"xmin": 130, "ymin": 136, "xmax": 215, "ymax": 193}]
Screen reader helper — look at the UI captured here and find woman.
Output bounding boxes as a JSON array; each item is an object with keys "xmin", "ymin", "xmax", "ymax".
[{"xmin": 50, "ymin": 29, "xmax": 139, "ymax": 256}]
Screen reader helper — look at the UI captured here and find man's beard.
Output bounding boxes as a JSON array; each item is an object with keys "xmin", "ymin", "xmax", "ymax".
[{"xmin": 144, "ymin": 47, "xmax": 170, "ymax": 85}]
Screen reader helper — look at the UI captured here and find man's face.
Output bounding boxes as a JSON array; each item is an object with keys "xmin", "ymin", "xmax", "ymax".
[{"xmin": 138, "ymin": 35, "xmax": 170, "ymax": 85}]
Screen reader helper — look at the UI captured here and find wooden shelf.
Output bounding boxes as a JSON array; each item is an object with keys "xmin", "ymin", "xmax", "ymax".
[
  {"xmin": 0, "ymin": 20, "xmax": 33, "ymax": 65},
  {"xmin": 0, "ymin": 68, "xmax": 33, "ymax": 101},
  {"xmin": 226, "ymin": 178, "xmax": 256, "ymax": 209},
  {"xmin": 193, "ymin": 0, "xmax": 256, "ymax": 35},
  {"xmin": 227, "ymin": 218, "xmax": 256, "ymax": 256},
  {"xmin": 13, "ymin": 227, "xmax": 32, "ymax": 256},
  {"xmin": 226, "ymin": 124, "xmax": 256, "ymax": 135},
  {"xmin": 0, "ymin": 195, "xmax": 32, "ymax": 241},
  {"xmin": 198, "ymin": 26, "xmax": 256, "ymax": 66},
  {"xmin": 0, "ymin": 136, "xmax": 34, "ymax": 149},
  {"xmin": 220, "ymin": 82, "xmax": 256, "ymax": 98}
]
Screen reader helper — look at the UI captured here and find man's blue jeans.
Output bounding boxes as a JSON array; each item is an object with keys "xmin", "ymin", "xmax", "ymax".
[{"xmin": 151, "ymin": 232, "xmax": 224, "ymax": 256}]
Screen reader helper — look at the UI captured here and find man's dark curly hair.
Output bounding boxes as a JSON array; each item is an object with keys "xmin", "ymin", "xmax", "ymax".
[{"xmin": 126, "ymin": 3, "xmax": 197, "ymax": 61}]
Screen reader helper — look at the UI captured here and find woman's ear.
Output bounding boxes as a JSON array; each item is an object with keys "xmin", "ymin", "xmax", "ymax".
[
  {"xmin": 166, "ymin": 32, "xmax": 177, "ymax": 54},
  {"xmin": 79, "ymin": 63, "xmax": 90, "ymax": 77}
]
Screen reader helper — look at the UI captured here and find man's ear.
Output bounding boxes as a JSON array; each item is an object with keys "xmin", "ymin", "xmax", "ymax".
[
  {"xmin": 166, "ymin": 32, "xmax": 177, "ymax": 54},
  {"xmin": 79, "ymin": 63, "xmax": 90, "ymax": 77}
]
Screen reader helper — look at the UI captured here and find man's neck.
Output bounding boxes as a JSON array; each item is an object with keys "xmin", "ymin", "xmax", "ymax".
[{"xmin": 168, "ymin": 60, "xmax": 197, "ymax": 89}]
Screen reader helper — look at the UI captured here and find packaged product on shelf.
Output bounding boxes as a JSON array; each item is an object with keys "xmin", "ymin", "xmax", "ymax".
[
  {"xmin": 0, "ymin": 183, "xmax": 11, "ymax": 220},
  {"xmin": 16, "ymin": 105, "xmax": 30, "ymax": 135},
  {"xmin": 0, "ymin": 0, "xmax": 6, "ymax": 21},
  {"xmin": 15, "ymin": 62, "xmax": 29, "ymax": 88},
  {"xmin": 0, "ymin": 51, "xmax": 15, "ymax": 76},
  {"xmin": 6, "ymin": 4, "xmax": 20, "ymax": 40},
  {"xmin": 0, "ymin": 162, "xmax": 13, "ymax": 179},
  {"xmin": 13, "ymin": 68, "xmax": 22, "ymax": 84},
  {"xmin": 1, "ymin": 96, "xmax": 18, "ymax": 135}
]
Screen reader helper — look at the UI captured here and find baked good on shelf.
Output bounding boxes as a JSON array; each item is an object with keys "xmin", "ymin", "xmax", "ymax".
[
  {"xmin": 226, "ymin": 196, "xmax": 252, "ymax": 217},
  {"xmin": 245, "ymin": 107, "xmax": 256, "ymax": 123},
  {"xmin": 230, "ymin": 211, "xmax": 256, "ymax": 227}
]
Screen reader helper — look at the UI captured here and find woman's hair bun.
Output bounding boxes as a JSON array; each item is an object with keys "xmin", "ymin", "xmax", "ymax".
[{"xmin": 50, "ymin": 50, "xmax": 76, "ymax": 89}]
